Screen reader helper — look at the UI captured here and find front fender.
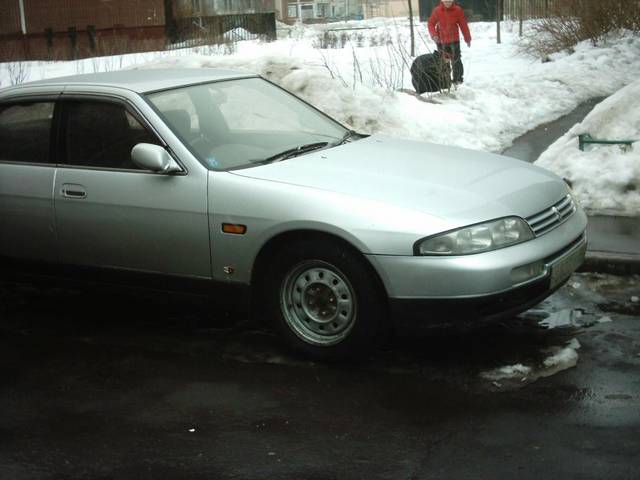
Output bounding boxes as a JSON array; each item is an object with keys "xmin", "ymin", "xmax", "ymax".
[{"xmin": 207, "ymin": 172, "xmax": 450, "ymax": 284}]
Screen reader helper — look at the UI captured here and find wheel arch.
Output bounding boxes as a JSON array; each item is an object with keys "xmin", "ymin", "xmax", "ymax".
[{"xmin": 250, "ymin": 229, "xmax": 389, "ymax": 311}]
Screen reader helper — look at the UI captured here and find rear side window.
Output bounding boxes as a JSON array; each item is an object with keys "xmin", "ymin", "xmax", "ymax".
[
  {"xmin": 63, "ymin": 100, "xmax": 160, "ymax": 170},
  {"xmin": 0, "ymin": 102, "xmax": 54, "ymax": 164}
]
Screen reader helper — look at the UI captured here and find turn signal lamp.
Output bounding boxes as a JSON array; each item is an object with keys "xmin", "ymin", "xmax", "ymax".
[{"xmin": 222, "ymin": 223, "xmax": 247, "ymax": 235}]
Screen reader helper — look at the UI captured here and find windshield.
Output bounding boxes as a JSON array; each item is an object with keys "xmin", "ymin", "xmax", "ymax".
[{"xmin": 146, "ymin": 77, "xmax": 348, "ymax": 170}]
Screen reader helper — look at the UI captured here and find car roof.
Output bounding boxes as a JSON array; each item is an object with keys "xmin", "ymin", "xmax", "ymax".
[{"xmin": 2, "ymin": 68, "xmax": 255, "ymax": 95}]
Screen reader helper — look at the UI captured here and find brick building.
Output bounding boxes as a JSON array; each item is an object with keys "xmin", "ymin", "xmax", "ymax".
[
  {"xmin": 0, "ymin": 0, "xmax": 166, "ymax": 61},
  {"xmin": 0, "ymin": 0, "xmax": 276, "ymax": 62}
]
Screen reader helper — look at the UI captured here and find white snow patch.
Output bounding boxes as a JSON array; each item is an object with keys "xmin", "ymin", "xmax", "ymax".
[
  {"xmin": 597, "ymin": 316, "xmax": 613, "ymax": 323},
  {"xmin": 480, "ymin": 338, "xmax": 582, "ymax": 387},
  {"xmin": 538, "ymin": 309, "xmax": 583, "ymax": 329},
  {"xmin": 536, "ymin": 80, "xmax": 640, "ymax": 216},
  {"xmin": 542, "ymin": 338, "xmax": 581, "ymax": 370},
  {"xmin": 481, "ymin": 363, "xmax": 532, "ymax": 381}
]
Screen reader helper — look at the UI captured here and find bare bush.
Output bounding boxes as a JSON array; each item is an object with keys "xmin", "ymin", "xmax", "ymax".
[
  {"xmin": 367, "ymin": 40, "xmax": 412, "ymax": 91},
  {"xmin": 90, "ymin": 54, "xmax": 124, "ymax": 73},
  {"xmin": 313, "ymin": 32, "xmax": 340, "ymax": 49},
  {"xmin": 368, "ymin": 32, "xmax": 392, "ymax": 47},
  {"xmin": 6, "ymin": 60, "xmax": 31, "ymax": 85},
  {"xmin": 92, "ymin": 35, "xmax": 139, "ymax": 70},
  {"xmin": 311, "ymin": 21, "xmax": 446, "ymax": 94},
  {"xmin": 313, "ymin": 31, "xmax": 351, "ymax": 49},
  {"xmin": 223, "ymin": 37, "xmax": 238, "ymax": 55},
  {"xmin": 3, "ymin": 43, "xmax": 31, "ymax": 85},
  {"xmin": 318, "ymin": 50, "xmax": 348, "ymax": 87},
  {"xmin": 520, "ymin": 0, "xmax": 640, "ymax": 57}
]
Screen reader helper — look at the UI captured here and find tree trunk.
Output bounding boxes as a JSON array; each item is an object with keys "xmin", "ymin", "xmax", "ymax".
[
  {"xmin": 519, "ymin": 0, "xmax": 523, "ymax": 37},
  {"xmin": 408, "ymin": 0, "xmax": 415, "ymax": 56},
  {"xmin": 496, "ymin": 0, "xmax": 502, "ymax": 44}
]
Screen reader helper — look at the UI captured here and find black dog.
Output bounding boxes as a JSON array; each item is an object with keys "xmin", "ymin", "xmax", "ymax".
[{"xmin": 410, "ymin": 51, "xmax": 452, "ymax": 94}]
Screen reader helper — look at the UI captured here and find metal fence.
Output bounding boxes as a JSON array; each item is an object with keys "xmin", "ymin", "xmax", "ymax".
[
  {"xmin": 170, "ymin": 12, "xmax": 276, "ymax": 46},
  {"xmin": 503, "ymin": 0, "xmax": 557, "ymax": 20}
]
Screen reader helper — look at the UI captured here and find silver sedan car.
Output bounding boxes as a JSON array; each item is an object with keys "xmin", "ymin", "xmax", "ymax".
[{"xmin": 0, "ymin": 69, "xmax": 587, "ymax": 359}]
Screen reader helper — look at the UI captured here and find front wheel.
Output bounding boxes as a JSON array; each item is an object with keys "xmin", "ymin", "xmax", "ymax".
[{"xmin": 264, "ymin": 240, "xmax": 387, "ymax": 360}]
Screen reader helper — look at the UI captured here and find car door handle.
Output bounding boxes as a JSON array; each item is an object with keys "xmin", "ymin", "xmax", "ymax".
[{"xmin": 61, "ymin": 184, "xmax": 87, "ymax": 199}]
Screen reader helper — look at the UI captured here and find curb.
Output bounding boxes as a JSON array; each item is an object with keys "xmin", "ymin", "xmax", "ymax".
[{"xmin": 580, "ymin": 251, "xmax": 640, "ymax": 276}]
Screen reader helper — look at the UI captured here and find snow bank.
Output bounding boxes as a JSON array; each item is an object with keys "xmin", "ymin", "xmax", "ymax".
[
  {"xmin": 133, "ymin": 25, "xmax": 640, "ymax": 156},
  {"xmin": 2, "ymin": 19, "xmax": 639, "ymax": 214},
  {"xmin": 536, "ymin": 80, "xmax": 640, "ymax": 216}
]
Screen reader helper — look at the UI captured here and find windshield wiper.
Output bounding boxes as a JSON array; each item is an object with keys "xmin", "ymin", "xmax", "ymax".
[{"xmin": 260, "ymin": 142, "xmax": 329, "ymax": 164}]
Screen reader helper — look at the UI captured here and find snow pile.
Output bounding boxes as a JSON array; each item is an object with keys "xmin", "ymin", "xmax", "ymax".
[
  {"xmin": 536, "ymin": 80, "xmax": 640, "ymax": 216},
  {"xmin": 480, "ymin": 338, "xmax": 582, "ymax": 387},
  {"xmin": 134, "ymin": 25, "xmax": 640, "ymax": 155},
  {"xmin": 541, "ymin": 338, "xmax": 581, "ymax": 372},
  {"xmin": 223, "ymin": 28, "xmax": 257, "ymax": 42}
]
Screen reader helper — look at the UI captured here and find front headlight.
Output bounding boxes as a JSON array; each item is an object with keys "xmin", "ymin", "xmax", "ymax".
[{"xmin": 415, "ymin": 217, "xmax": 534, "ymax": 255}]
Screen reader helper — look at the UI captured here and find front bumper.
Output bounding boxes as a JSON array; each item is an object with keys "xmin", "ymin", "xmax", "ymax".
[
  {"xmin": 389, "ymin": 272, "xmax": 564, "ymax": 331},
  {"xmin": 366, "ymin": 208, "xmax": 587, "ymax": 324}
]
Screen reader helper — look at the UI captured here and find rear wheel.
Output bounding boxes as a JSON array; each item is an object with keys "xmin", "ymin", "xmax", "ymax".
[{"xmin": 264, "ymin": 240, "xmax": 387, "ymax": 360}]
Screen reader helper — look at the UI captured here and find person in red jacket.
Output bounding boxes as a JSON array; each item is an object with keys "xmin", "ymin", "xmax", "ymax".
[{"xmin": 428, "ymin": 0, "xmax": 471, "ymax": 84}]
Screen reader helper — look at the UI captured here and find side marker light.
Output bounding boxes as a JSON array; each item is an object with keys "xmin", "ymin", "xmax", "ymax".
[{"xmin": 222, "ymin": 223, "xmax": 247, "ymax": 235}]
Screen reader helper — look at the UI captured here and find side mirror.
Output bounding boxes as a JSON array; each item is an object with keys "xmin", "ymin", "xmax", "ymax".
[{"xmin": 131, "ymin": 143, "xmax": 182, "ymax": 174}]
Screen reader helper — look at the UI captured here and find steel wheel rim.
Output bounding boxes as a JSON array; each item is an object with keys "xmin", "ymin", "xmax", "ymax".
[{"xmin": 281, "ymin": 260, "xmax": 357, "ymax": 346}]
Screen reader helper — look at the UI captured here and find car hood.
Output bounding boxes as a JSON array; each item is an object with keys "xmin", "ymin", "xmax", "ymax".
[{"xmin": 231, "ymin": 135, "xmax": 567, "ymax": 224}]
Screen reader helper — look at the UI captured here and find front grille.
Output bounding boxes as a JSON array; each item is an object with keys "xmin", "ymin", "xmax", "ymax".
[{"xmin": 526, "ymin": 194, "xmax": 576, "ymax": 236}]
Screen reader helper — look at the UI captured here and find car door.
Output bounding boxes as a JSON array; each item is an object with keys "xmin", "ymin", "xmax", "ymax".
[
  {"xmin": 0, "ymin": 97, "xmax": 58, "ymax": 263},
  {"xmin": 53, "ymin": 95, "xmax": 211, "ymax": 278}
]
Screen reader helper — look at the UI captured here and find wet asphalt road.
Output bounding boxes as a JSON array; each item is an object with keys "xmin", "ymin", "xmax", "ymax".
[{"xmin": 0, "ymin": 273, "xmax": 639, "ymax": 479}]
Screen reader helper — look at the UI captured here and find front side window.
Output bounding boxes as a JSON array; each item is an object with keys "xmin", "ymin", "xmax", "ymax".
[
  {"xmin": 0, "ymin": 101, "xmax": 54, "ymax": 164},
  {"xmin": 147, "ymin": 77, "xmax": 347, "ymax": 170},
  {"xmin": 63, "ymin": 100, "xmax": 160, "ymax": 170}
]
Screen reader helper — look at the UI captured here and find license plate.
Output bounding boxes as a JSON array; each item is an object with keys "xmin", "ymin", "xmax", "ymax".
[{"xmin": 550, "ymin": 242, "xmax": 587, "ymax": 289}]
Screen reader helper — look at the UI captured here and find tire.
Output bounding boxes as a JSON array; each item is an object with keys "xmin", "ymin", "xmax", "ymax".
[{"xmin": 264, "ymin": 239, "xmax": 387, "ymax": 361}]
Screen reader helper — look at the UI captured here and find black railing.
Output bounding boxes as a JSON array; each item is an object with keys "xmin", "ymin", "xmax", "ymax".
[{"xmin": 172, "ymin": 12, "xmax": 276, "ymax": 43}]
